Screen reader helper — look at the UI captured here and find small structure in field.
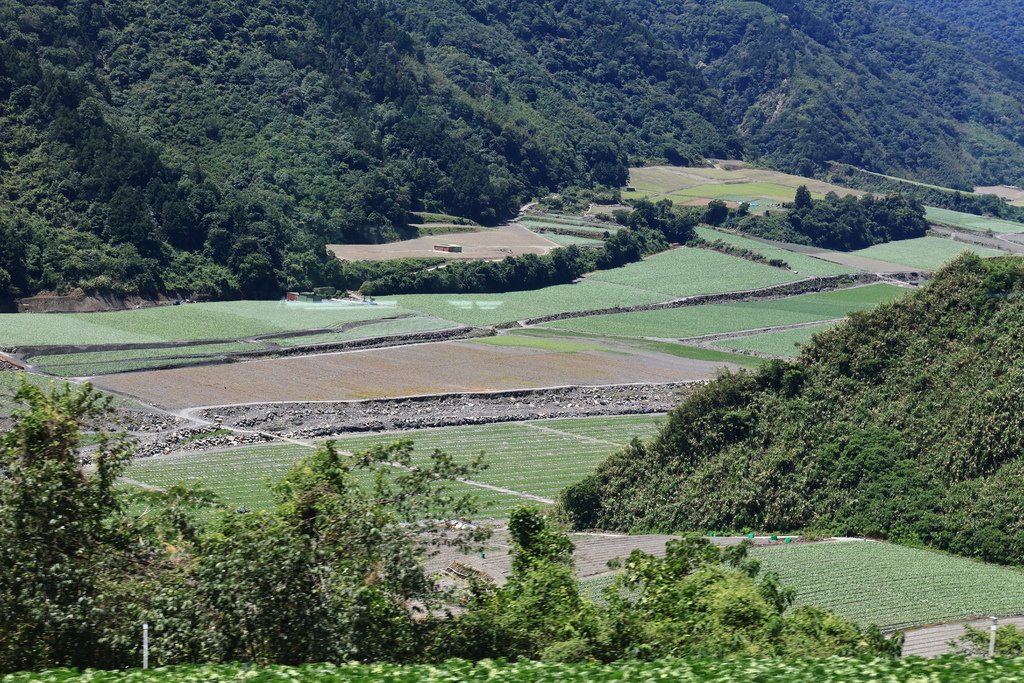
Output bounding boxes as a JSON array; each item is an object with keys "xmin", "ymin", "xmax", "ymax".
[
  {"xmin": 433, "ymin": 243, "xmax": 463, "ymax": 253},
  {"xmin": 286, "ymin": 292, "xmax": 321, "ymax": 303}
]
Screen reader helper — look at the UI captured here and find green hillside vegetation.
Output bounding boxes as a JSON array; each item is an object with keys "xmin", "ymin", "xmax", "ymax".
[
  {"xmin": 564, "ymin": 255, "xmax": 1024, "ymax": 567},
  {"xmin": 0, "ymin": 387, "xmax": 895, "ymax": 672},
  {"xmin": 618, "ymin": 0, "xmax": 1024, "ymax": 189},
  {"xmin": 0, "ymin": 0, "xmax": 739, "ymax": 301}
]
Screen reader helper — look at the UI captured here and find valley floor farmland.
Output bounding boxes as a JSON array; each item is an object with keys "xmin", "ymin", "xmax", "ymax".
[
  {"xmin": 328, "ymin": 224, "xmax": 560, "ymax": 261},
  {"xmin": 126, "ymin": 415, "xmax": 663, "ymax": 513},
  {"xmin": 91, "ymin": 339, "xmax": 736, "ymax": 410}
]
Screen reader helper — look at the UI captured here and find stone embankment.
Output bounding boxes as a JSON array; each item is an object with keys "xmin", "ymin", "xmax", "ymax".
[{"xmin": 195, "ymin": 383, "xmax": 698, "ymax": 439}]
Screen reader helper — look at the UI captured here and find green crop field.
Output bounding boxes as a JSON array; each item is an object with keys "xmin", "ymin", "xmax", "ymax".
[
  {"xmin": 0, "ymin": 301, "xmax": 412, "ymax": 348},
  {"xmin": 716, "ymin": 324, "xmax": 831, "ymax": 358},
  {"xmin": 543, "ymin": 284, "xmax": 904, "ymax": 340},
  {"xmin": 751, "ymin": 541, "xmax": 1024, "ymax": 630},
  {"xmin": 588, "ymin": 248, "xmax": 802, "ymax": 297},
  {"xmin": 535, "ymin": 232, "xmax": 606, "ymax": 247},
  {"xmin": 0, "ymin": 371, "xmax": 62, "ymax": 418},
  {"xmin": 670, "ymin": 182, "xmax": 801, "ymax": 203},
  {"xmin": 518, "ymin": 219, "xmax": 617, "ymax": 235},
  {"xmin": 390, "ymin": 279, "xmax": 666, "ymax": 326},
  {"xmin": 126, "ymin": 416, "xmax": 660, "ymax": 512},
  {"xmin": 850, "ymin": 237, "xmax": 1004, "ymax": 271},
  {"xmin": 925, "ymin": 206, "xmax": 1024, "ymax": 234},
  {"xmin": 272, "ymin": 317, "xmax": 460, "ymax": 347},
  {"xmin": 18, "ymin": 658, "xmax": 1024, "ymax": 682},
  {"xmin": 695, "ymin": 227, "xmax": 858, "ymax": 276}
]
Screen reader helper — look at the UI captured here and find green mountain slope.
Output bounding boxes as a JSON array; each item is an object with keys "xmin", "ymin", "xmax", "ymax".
[
  {"xmin": 565, "ymin": 255, "xmax": 1024, "ymax": 566},
  {"xmin": 0, "ymin": 0, "xmax": 737, "ymax": 300},
  {"xmin": 619, "ymin": 0, "xmax": 1024, "ymax": 189}
]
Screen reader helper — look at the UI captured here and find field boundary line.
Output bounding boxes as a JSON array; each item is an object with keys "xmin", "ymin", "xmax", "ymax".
[
  {"xmin": 675, "ymin": 319, "xmax": 841, "ymax": 345},
  {"xmin": 522, "ymin": 422, "xmax": 628, "ymax": 448}
]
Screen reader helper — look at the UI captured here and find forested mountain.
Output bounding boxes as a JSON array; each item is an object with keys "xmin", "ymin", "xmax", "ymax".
[
  {"xmin": 899, "ymin": 0, "xmax": 1024, "ymax": 60},
  {"xmin": 617, "ymin": 0, "xmax": 1024, "ymax": 189},
  {"xmin": 564, "ymin": 256, "xmax": 1024, "ymax": 567},
  {"xmin": 2, "ymin": 0, "xmax": 1024, "ymax": 301},
  {"xmin": 0, "ymin": 0, "xmax": 736, "ymax": 301}
]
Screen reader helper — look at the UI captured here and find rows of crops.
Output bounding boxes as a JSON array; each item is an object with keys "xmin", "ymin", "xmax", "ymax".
[
  {"xmin": 542, "ymin": 284, "xmax": 904, "ymax": 340},
  {"xmin": 390, "ymin": 279, "xmax": 666, "ymax": 326},
  {"xmin": 125, "ymin": 416, "xmax": 662, "ymax": 513},
  {"xmin": 0, "ymin": 301, "xmax": 409, "ymax": 348},
  {"xmin": 15, "ymin": 657, "xmax": 1024, "ymax": 681},
  {"xmin": 532, "ymin": 232, "xmax": 606, "ymax": 247},
  {"xmin": 925, "ymin": 206, "xmax": 1024, "ymax": 234},
  {"xmin": 716, "ymin": 324, "xmax": 832, "ymax": 358},
  {"xmin": 750, "ymin": 541, "xmax": 1024, "ymax": 630},
  {"xmin": 694, "ymin": 227, "xmax": 857, "ymax": 277},
  {"xmin": 849, "ymin": 236, "xmax": 1004, "ymax": 271},
  {"xmin": 587, "ymin": 248, "xmax": 802, "ymax": 297}
]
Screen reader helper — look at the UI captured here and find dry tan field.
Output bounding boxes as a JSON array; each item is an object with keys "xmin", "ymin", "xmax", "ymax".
[
  {"xmin": 328, "ymin": 225, "xmax": 558, "ymax": 261},
  {"xmin": 93, "ymin": 340, "xmax": 733, "ymax": 410}
]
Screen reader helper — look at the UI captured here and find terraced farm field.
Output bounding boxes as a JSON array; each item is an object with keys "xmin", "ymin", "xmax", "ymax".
[
  {"xmin": 849, "ymin": 236, "xmax": 1004, "ymax": 271},
  {"xmin": 126, "ymin": 416, "xmax": 662, "ymax": 513},
  {"xmin": 542, "ymin": 284, "xmax": 904, "ymax": 340},
  {"xmin": 587, "ymin": 248, "xmax": 802, "ymax": 297},
  {"xmin": 925, "ymin": 206, "xmax": 1024, "ymax": 234},
  {"xmin": 0, "ymin": 300, "xmax": 412, "ymax": 348},
  {"xmin": 625, "ymin": 165, "xmax": 860, "ymax": 206},
  {"xmin": 694, "ymin": 228, "xmax": 857, "ymax": 276},
  {"xmin": 536, "ymin": 233, "xmax": 606, "ymax": 247},
  {"xmin": 390, "ymin": 279, "xmax": 666, "ymax": 326},
  {"xmin": 750, "ymin": 541, "xmax": 1024, "ymax": 630},
  {"xmin": 716, "ymin": 324, "xmax": 830, "ymax": 358},
  {"xmin": 328, "ymin": 225, "xmax": 559, "ymax": 261},
  {"xmin": 92, "ymin": 339, "xmax": 732, "ymax": 410}
]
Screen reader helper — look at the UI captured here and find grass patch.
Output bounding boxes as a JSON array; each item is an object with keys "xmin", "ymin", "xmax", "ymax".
[{"xmin": 751, "ymin": 541, "xmax": 1024, "ymax": 630}]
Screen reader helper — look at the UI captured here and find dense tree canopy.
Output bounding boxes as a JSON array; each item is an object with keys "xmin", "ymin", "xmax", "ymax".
[{"xmin": 564, "ymin": 256, "xmax": 1024, "ymax": 567}]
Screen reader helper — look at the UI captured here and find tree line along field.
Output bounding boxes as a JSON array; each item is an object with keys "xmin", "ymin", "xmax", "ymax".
[
  {"xmin": 16, "ymin": 658, "xmax": 1024, "ymax": 682},
  {"xmin": 540, "ymin": 284, "xmax": 906, "ymax": 340},
  {"xmin": 125, "ymin": 416, "xmax": 664, "ymax": 513}
]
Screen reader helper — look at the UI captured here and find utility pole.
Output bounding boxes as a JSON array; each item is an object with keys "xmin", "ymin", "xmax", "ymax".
[
  {"xmin": 142, "ymin": 623, "xmax": 149, "ymax": 669},
  {"xmin": 989, "ymin": 616, "xmax": 998, "ymax": 658}
]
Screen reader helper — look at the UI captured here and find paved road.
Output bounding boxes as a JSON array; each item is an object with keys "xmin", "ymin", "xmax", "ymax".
[{"xmin": 902, "ymin": 616, "xmax": 1024, "ymax": 657}]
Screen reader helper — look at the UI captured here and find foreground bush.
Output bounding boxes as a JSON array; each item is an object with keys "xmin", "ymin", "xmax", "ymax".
[{"xmin": 7, "ymin": 657, "xmax": 1024, "ymax": 682}]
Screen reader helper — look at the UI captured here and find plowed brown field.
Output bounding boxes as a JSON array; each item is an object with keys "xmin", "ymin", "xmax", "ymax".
[
  {"xmin": 92, "ymin": 340, "xmax": 734, "ymax": 410},
  {"xmin": 328, "ymin": 225, "xmax": 558, "ymax": 261}
]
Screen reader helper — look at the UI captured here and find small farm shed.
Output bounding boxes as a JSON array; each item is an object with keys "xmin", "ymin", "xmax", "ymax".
[
  {"xmin": 433, "ymin": 243, "xmax": 463, "ymax": 253},
  {"xmin": 286, "ymin": 291, "xmax": 322, "ymax": 303}
]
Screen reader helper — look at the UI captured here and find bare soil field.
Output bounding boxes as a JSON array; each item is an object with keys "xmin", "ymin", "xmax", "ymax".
[
  {"xmin": 93, "ymin": 340, "xmax": 736, "ymax": 410},
  {"xmin": 328, "ymin": 225, "xmax": 558, "ymax": 261},
  {"xmin": 975, "ymin": 185, "xmax": 1024, "ymax": 202}
]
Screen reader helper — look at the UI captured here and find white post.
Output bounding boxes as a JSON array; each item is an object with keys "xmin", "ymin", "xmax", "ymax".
[
  {"xmin": 989, "ymin": 616, "xmax": 998, "ymax": 658},
  {"xmin": 142, "ymin": 622, "xmax": 149, "ymax": 669}
]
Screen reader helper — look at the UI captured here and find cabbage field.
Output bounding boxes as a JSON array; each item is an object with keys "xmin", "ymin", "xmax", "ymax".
[
  {"xmin": 11, "ymin": 657, "xmax": 1024, "ymax": 682},
  {"xmin": 542, "ymin": 284, "xmax": 904, "ymax": 340},
  {"xmin": 125, "ymin": 416, "xmax": 663, "ymax": 512},
  {"xmin": 751, "ymin": 541, "xmax": 1024, "ymax": 630},
  {"xmin": 849, "ymin": 237, "xmax": 1003, "ymax": 271}
]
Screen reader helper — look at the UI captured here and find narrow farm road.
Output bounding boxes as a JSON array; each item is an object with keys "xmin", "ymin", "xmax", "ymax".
[{"xmin": 901, "ymin": 615, "xmax": 1024, "ymax": 657}]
